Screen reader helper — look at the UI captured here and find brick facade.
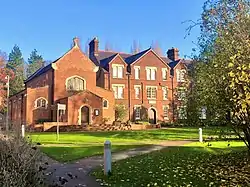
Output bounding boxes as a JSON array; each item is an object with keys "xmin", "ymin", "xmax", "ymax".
[{"xmin": 9, "ymin": 37, "xmax": 189, "ymax": 127}]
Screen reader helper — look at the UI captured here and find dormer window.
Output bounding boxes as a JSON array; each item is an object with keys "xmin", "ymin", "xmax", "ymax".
[
  {"xmin": 66, "ymin": 76, "xmax": 85, "ymax": 91},
  {"xmin": 112, "ymin": 64, "xmax": 124, "ymax": 78},
  {"xmin": 35, "ymin": 97, "xmax": 47, "ymax": 108}
]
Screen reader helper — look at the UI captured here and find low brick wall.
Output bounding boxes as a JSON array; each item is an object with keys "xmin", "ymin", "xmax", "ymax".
[
  {"xmin": 131, "ymin": 124, "xmax": 157, "ymax": 130},
  {"xmin": 43, "ymin": 122, "xmax": 68, "ymax": 131}
]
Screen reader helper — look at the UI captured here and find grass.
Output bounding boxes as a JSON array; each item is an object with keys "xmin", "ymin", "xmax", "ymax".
[
  {"xmin": 92, "ymin": 141, "xmax": 249, "ymax": 187},
  {"xmin": 29, "ymin": 126, "xmax": 238, "ymax": 162}
]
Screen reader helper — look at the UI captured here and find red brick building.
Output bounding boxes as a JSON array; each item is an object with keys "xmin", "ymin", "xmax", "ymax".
[{"xmin": 9, "ymin": 37, "xmax": 189, "ymax": 126}]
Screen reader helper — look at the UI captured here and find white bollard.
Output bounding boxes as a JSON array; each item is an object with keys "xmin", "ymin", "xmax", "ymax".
[
  {"xmin": 21, "ymin": 124, "xmax": 25, "ymax": 138},
  {"xmin": 104, "ymin": 140, "xmax": 112, "ymax": 175},
  {"xmin": 199, "ymin": 128, "xmax": 203, "ymax": 142}
]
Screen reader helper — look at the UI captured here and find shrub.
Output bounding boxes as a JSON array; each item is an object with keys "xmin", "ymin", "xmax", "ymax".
[
  {"xmin": 114, "ymin": 104, "xmax": 127, "ymax": 122},
  {"xmin": 0, "ymin": 131, "xmax": 47, "ymax": 187}
]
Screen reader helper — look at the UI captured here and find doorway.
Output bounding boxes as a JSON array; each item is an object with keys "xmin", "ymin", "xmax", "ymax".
[
  {"xmin": 148, "ymin": 107, "xmax": 157, "ymax": 124},
  {"xmin": 81, "ymin": 106, "xmax": 90, "ymax": 125}
]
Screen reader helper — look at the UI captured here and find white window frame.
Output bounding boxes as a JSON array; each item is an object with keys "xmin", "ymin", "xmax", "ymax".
[
  {"xmin": 103, "ymin": 99, "xmax": 109, "ymax": 109},
  {"xmin": 162, "ymin": 68, "xmax": 168, "ymax": 81},
  {"xmin": 200, "ymin": 106, "xmax": 207, "ymax": 120},
  {"xmin": 134, "ymin": 105, "xmax": 141, "ymax": 120},
  {"xmin": 146, "ymin": 86, "xmax": 157, "ymax": 99},
  {"xmin": 134, "ymin": 66, "xmax": 140, "ymax": 80},
  {"xmin": 146, "ymin": 67, "xmax": 157, "ymax": 80},
  {"xmin": 112, "ymin": 64, "xmax": 124, "ymax": 78},
  {"xmin": 134, "ymin": 85, "xmax": 141, "ymax": 99},
  {"xmin": 66, "ymin": 75, "xmax": 86, "ymax": 91},
  {"xmin": 176, "ymin": 69, "xmax": 186, "ymax": 83},
  {"xmin": 162, "ymin": 86, "xmax": 168, "ymax": 100},
  {"xmin": 163, "ymin": 105, "xmax": 169, "ymax": 120},
  {"xmin": 112, "ymin": 84, "xmax": 125, "ymax": 99},
  {"xmin": 35, "ymin": 97, "xmax": 48, "ymax": 109}
]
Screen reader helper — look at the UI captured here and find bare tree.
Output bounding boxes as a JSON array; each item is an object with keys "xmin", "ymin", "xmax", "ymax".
[
  {"xmin": 84, "ymin": 38, "xmax": 91, "ymax": 56},
  {"xmin": 105, "ymin": 41, "xmax": 113, "ymax": 51},
  {"xmin": 151, "ymin": 40, "xmax": 163, "ymax": 56},
  {"xmin": 131, "ymin": 40, "xmax": 141, "ymax": 54}
]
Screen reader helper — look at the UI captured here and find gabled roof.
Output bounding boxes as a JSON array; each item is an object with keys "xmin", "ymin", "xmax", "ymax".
[
  {"xmin": 124, "ymin": 48, "xmax": 151, "ymax": 65},
  {"xmin": 100, "ymin": 53, "xmax": 118, "ymax": 68},
  {"xmin": 24, "ymin": 63, "xmax": 53, "ymax": 83},
  {"xmin": 97, "ymin": 51, "xmax": 131, "ymax": 62}
]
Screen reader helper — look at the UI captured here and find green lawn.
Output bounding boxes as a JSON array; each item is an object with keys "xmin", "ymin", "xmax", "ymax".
[
  {"xmin": 92, "ymin": 141, "xmax": 249, "ymax": 187},
  {"xmin": 29, "ymin": 126, "xmax": 238, "ymax": 162}
]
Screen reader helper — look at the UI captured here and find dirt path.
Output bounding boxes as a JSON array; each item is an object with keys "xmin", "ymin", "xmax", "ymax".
[{"xmin": 45, "ymin": 140, "xmax": 193, "ymax": 187}]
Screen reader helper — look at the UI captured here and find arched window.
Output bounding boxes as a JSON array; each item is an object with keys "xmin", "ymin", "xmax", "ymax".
[
  {"xmin": 66, "ymin": 76, "xmax": 85, "ymax": 91},
  {"xmin": 103, "ymin": 100, "xmax": 108, "ymax": 109},
  {"xmin": 35, "ymin": 97, "xmax": 47, "ymax": 108}
]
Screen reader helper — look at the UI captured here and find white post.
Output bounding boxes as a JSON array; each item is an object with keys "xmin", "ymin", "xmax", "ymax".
[
  {"xmin": 21, "ymin": 124, "xmax": 25, "ymax": 138},
  {"xmin": 57, "ymin": 109, "xmax": 59, "ymax": 141},
  {"xmin": 199, "ymin": 128, "xmax": 203, "ymax": 142},
  {"xmin": 5, "ymin": 75, "xmax": 9, "ymax": 131},
  {"xmin": 104, "ymin": 140, "xmax": 111, "ymax": 175}
]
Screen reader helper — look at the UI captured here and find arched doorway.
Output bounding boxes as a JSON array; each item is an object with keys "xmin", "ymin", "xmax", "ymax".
[
  {"xmin": 148, "ymin": 107, "xmax": 157, "ymax": 124},
  {"xmin": 81, "ymin": 106, "xmax": 90, "ymax": 125}
]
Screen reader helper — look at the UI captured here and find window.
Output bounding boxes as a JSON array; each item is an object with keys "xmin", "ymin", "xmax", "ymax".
[
  {"xmin": 134, "ymin": 85, "xmax": 141, "ymax": 99},
  {"xmin": 134, "ymin": 66, "xmax": 140, "ymax": 79},
  {"xmin": 66, "ymin": 76, "xmax": 84, "ymax": 91},
  {"xmin": 176, "ymin": 69, "xmax": 186, "ymax": 82},
  {"xmin": 162, "ymin": 87, "xmax": 168, "ymax": 100},
  {"xmin": 35, "ymin": 97, "xmax": 47, "ymax": 108},
  {"xmin": 163, "ymin": 105, "xmax": 169, "ymax": 119},
  {"xmin": 178, "ymin": 106, "xmax": 187, "ymax": 119},
  {"xmin": 103, "ymin": 100, "xmax": 108, "ymax": 109},
  {"xmin": 112, "ymin": 84, "xmax": 124, "ymax": 99},
  {"xmin": 146, "ymin": 67, "xmax": 157, "ymax": 80},
  {"xmin": 134, "ymin": 106, "xmax": 141, "ymax": 120},
  {"xmin": 112, "ymin": 64, "xmax": 123, "ymax": 78},
  {"xmin": 146, "ymin": 86, "xmax": 157, "ymax": 99},
  {"xmin": 200, "ymin": 107, "xmax": 207, "ymax": 119},
  {"xmin": 177, "ymin": 87, "xmax": 186, "ymax": 100},
  {"xmin": 162, "ymin": 68, "xmax": 168, "ymax": 80}
]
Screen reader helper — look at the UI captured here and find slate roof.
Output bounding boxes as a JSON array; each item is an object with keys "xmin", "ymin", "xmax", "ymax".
[
  {"xmin": 24, "ymin": 63, "xmax": 52, "ymax": 83},
  {"xmin": 124, "ymin": 48, "xmax": 151, "ymax": 64}
]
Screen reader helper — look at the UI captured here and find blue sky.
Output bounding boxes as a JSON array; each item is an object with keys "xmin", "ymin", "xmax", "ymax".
[{"xmin": 0, "ymin": 0, "xmax": 205, "ymax": 61}]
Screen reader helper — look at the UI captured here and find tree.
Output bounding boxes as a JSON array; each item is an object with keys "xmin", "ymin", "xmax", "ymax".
[
  {"xmin": 151, "ymin": 40, "xmax": 163, "ymax": 56},
  {"xmin": 105, "ymin": 41, "xmax": 113, "ymax": 51},
  {"xmin": 0, "ymin": 51, "xmax": 14, "ymax": 113},
  {"xmin": 114, "ymin": 104, "xmax": 127, "ymax": 122},
  {"xmin": 130, "ymin": 40, "xmax": 141, "ymax": 54},
  {"xmin": 191, "ymin": 0, "xmax": 250, "ymax": 149},
  {"xmin": 7, "ymin": 45, "xmax": 25, "ymax": 95},
  {"xmin": 26, "ymin": 49, "xmax": 44, "ymax": 77}
]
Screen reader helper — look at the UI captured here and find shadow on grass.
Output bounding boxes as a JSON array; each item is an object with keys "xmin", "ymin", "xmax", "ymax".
[{"xmin": 40, "ymin": 144, "xmax": 150, "ymax": 163}]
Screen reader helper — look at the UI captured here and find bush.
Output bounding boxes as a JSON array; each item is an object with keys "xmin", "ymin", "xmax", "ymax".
[
  {"xmin": 0, "ymin": 131, "xmax": 47, "ymax": 187},
  {"xmin": 35, "ymin": 119, "xmax": 52, "ymax": 124},
  {"xmin": 114, "ymin": 104, "xmax": 127, "ymax": 121}
]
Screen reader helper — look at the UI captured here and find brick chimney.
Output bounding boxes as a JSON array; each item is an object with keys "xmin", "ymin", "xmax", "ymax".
[
  {"xmin": 89, "ymin": 37, "xmax": 99, "ymax": 57},
  {"xmin": 167, "ymin": 48, "xmax": 179, "ymax": 61}
]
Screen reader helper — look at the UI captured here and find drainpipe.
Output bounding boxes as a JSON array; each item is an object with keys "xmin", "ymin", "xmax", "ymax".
[
  {"xmin": 170, "ymin": 73, "xmax": 175, "ymax": 122},
  {"xmin": 127, "ymin": 73, "xmax": 131, "ymax": 121}
]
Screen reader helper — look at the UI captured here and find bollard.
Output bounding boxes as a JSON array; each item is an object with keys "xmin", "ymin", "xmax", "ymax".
[
  {"xmin": 199, "ymin": 128, "xmax": 203, "ymax": 142},
  {"xmin": 21, "ymin": 124, "xmax": 25, "ymax": 138},
  {"xmin": 104, "ymin": 140, "xmax": 111, "ymax": 175}
]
